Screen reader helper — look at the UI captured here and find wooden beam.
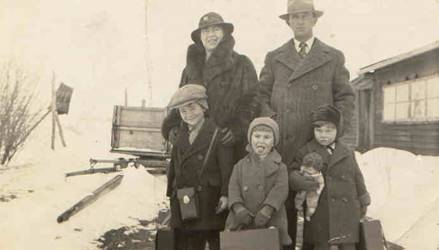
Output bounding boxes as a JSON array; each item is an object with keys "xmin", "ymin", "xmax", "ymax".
[
  {"xmin": 55, "ymin": 112, "xmax": 66, "ymax": 147},
  {"xmin": 51, "ymin": 72, "xmax": 56, "ymax": 150},
  {"xmin": 57, "ymin": 175, "xmax": 124, "ymax": 223}
]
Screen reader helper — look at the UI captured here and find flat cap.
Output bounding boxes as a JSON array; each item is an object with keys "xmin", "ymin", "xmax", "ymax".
[{"xmin": 167, "ymin": 84, "xmax": 208, "ymax": 109}]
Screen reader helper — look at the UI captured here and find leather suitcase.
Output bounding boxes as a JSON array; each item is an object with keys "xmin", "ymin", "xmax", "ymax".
[
  {"xmin": 155, "ymin": 229, "xmax": 175, "ymax": 250},
  {"xmin": 177, "ymin": 187, "xmax": 199, "ymax": 221},
  {"xmin": 220, "ymin": 228, "xmax": 281, "ymax": 250},
  {"xmin": 357, "ymin": 219, "xmax": 386, "ymax": 250}
]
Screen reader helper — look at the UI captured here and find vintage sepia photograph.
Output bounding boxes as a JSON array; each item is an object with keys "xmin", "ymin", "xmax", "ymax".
[{"xmin": 1, "ymin": 0, "xmax": 439, "ymax": 249}]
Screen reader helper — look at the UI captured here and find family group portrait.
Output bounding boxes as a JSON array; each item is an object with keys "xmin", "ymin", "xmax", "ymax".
[{"xmin": 1, "ymin": 0, "xmax": 439, "ymax": 249}]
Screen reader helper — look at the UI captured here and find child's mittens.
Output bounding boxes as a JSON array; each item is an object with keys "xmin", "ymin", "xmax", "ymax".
[
  {"xmin": 289, "ymin": 170, "xmax": 319, "ymax": 191},
  {"xmin": 233, "ymin": 203, "xmax": 254, "ymax": 226},
  {"xmin": 254, "ymin": 205, "xmax": 274, "ymax": 227}
]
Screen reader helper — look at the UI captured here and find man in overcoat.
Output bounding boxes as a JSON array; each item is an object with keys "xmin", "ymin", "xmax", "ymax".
[{"xmin": 258, "ymin": 0, "xmax": 355, "ymax": 245}]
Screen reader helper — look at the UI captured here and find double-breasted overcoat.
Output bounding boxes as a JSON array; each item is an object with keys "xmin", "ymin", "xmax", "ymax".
[
  {"xmin": 226, "ymin": 149, "xmax": 292, "ymax": 245},
  {"xmin": 291, "ymin": 139, "xmax": 371, "ymax": 245},
  {"xmin": 259, "ymin": 38, "xmax": 355, "ymax": 166}
]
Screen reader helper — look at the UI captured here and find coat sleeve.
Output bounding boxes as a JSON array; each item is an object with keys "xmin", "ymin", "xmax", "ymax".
[
  {"xmin": 263, "ymin": 163, "xmax": 289, "ymax": 211},
  {"xmin": 228, "ymin": 55, "xmax": 260, "ymax": 142},
  {"xmin": 161, "ymin": 109, "xmax": 181, "ymax": 140},
  {"xmin": 258, "ymin": 52, "xmax": 277, "ymax": 118},
  {"xmin": 217, "ymin": 143, "xmax": 235, "ymax": 196},
  {"xmin": 353, "ymin": 152, "xmax": 371, "ymax": 207},
  {"xmin": 332, "ymin": 51, "xmax": 355, "ymax": 136},
  {"xmin": 166, "ymin": 148, "xmax": 177, "ymax": 197},
  {"xmin": 228, "ymin": 161, "xmax": 244, "ymax": 209}
]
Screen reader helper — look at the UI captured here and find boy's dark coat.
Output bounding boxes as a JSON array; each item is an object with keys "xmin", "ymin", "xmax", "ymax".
[
  {"xmin": 292, "ymin": 139, "xmax": 370, "ymax": 245},
  {"xmin": 167, "ymin": 118, "xmax": 234, "ymax": 230}
]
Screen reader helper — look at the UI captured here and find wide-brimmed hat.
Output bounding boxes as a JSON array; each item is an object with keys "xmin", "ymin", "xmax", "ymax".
[
  {"xmin": 191, "ymin": 12, "xmax": 234, "ymax": 43},
  {"xmin": 167, "ymin": 84, "xmax": 208, "ymax": 110},
  {"xmin": 279, "ymin": 0, "xmax": 324, "ymax": 21}
]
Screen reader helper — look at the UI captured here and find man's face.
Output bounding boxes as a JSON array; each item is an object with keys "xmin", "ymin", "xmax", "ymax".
[
  {"xmin": 200, "ymin": 25, "xmax": 224, "ymax": 53},
  {"xmin": 178, "ymin": 101, "xmax": 205, "ymax": 126},
  {"xmin": 251, "ymin": 128, "xmax": 274, "ymax": 157},
  {"xmin": 288, "ymin": 12, "xmax": 317, "ymax": 41},
  {"xmin": 314, "ymin": 122, "xmax": 337, "ymax": 146}
]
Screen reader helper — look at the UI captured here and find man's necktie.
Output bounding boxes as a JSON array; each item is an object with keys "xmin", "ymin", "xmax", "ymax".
[{"xmin": 298, "ymin": 42, "xmax": 307, "ymax": 59}]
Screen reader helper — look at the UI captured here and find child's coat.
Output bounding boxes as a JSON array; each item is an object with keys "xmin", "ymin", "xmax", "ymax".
[
  {"xmin": 226, "ymin": 149, "xmax": 292, "ymax": 245},
  {"xmin": 292, "ymin": 139, "xmax": 370, "ymax": 245}
]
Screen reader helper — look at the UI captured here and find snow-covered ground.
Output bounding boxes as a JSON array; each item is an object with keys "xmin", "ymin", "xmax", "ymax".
[
  {"xmin": 0, "ymin": 118, "xmax": 167, "ymax": 250},
  {"xmin": 357, "ymin": 148, "xmax": 439, "ymax": 249},
  {"xmin": 2, "ymin": 120, "xmax": 439, "ymax": 250}
]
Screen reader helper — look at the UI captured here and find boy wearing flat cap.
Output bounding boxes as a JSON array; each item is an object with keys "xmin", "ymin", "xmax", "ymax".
[
  {"xmin": 290, "ymin": 105, "xmax": 371, "ymax": 250},
  {"xmin": 166, "ymin": 84, "xmax": 234, "ymax": 250}
]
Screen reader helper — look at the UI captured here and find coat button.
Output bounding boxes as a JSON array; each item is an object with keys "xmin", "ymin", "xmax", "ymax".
[
  {"xmin": 243, "ymin": 186, "xmax": 248, "ymax": 192},
  {"xmin": 197, "ymin": 154, "xmax": 204, "ymax": 161},
  {"xmin": 312, "ymin": 84, "xmax": 318, "ymax": 90}
]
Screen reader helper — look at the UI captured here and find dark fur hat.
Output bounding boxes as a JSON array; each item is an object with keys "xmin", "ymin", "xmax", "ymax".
[{"xmin": 312, "ymin": 104, "xmax": 341, "ymax": 128}]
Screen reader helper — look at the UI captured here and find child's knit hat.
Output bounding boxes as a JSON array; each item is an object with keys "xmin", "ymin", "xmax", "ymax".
[{"xmin": 247, "ymin": 117, "xmax": 280, "ymax": 145}]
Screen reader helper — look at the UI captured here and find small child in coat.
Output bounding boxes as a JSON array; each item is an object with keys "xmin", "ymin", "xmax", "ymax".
[
  {"xmin": 226, "ymin": 117, "xmax": 292, "ymax": 249},
  {"xmin": 294, "ymin": 152, "xmax": 325, "ymax": 221},
  {"xmin": 290, "ymin": 105, "xmax": 371, "ymax": 250}
]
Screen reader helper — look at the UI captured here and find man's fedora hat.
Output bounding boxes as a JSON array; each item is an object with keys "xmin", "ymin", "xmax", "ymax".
[
  {"xmin": 191, "ymin": 12, "xmax": 234, "ymax": 43},
  {"xmin": 279, "ymin": 0, "xmax": 324, "ymax": 20}
]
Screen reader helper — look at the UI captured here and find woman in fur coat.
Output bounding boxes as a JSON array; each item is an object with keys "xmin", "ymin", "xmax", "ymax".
[{"xmin": 161, "ymin": 12, "xmax": 260, "ymax": 162}]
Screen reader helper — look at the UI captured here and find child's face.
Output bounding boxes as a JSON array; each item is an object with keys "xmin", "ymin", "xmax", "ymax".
[
  {"xmin": 314, "ymin": 122, "xmax": 337, "ymax": 146},
  {"xmin": 251, "ymin": 128, "xmax": 274, "ymax": 157},
  {"xmin": 178, "ymin": 101, "xmax": 205, "ymax": 126}
]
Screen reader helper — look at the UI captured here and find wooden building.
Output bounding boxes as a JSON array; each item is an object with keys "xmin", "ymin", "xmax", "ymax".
[{"xmin": 349, "ymin": 41, "xmax": 439, "ymax": 155}]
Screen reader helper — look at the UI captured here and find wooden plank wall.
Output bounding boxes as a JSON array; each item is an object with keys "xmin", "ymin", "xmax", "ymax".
[{"xmin": 371, "ymin": 49, "xmax": 439, "ymax": 155}]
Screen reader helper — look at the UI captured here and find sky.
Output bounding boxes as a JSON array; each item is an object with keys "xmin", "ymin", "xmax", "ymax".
[{"xmin": 1, "ymin": 0, "xmax": 439, "ymax": 123}]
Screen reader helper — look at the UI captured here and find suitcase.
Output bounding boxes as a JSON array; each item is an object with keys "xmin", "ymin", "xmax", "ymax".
[
  {"xmin": 357, "ymin": 218, "xmax": 386, "ymax": 250},
  {"xmin": 155, "ymin": 229, "xmax": 175, "ymax": 250},
  {"xmin": 220, "ymin": 228, "xmax": 281, "ymax": 250}
]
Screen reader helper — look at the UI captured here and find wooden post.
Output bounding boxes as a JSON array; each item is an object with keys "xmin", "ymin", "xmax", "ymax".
[
  {"xmin": 55, "ymin": 113, "xmax": 66, "ymax": 147},
  {"xmin": 51, "ymin": 72, "xmax": 56, "ymax": 150},
  {"xmin": 57, "ymin": 175, "xmax": 124, "ymax": 223},
  {"xmin": 124, "ymin": 88, "xmax": 128, "ymax": 107}
]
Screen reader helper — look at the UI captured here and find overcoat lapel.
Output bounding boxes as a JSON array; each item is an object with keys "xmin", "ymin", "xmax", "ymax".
[
  {"xmin": 289, "ymin": 39, "xmax": 332, "ymax": 82},
  {"xmin": 178, "ymin": 119, "xmax": 216, "ymax": 165},
  {"xmin": 327, "ymin": 141, "xmax": 349, "ymax": 171},
  {"xmin": 275, "ymin": 39, "xmax": 302, "ymax": 72}
]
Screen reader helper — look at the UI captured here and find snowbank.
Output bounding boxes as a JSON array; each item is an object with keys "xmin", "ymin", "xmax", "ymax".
[
  {"xmin": 357, "ymin": 147, "xmax": 439, "ymax": 248},
  {"xmin": 0, "ymin": 119, "xmax": 167, "ymax": 250}
]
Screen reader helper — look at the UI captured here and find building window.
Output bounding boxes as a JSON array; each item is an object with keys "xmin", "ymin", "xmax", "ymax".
[{"xmin": 383, "ymin": 75, "xmax": 439, "ymax": 122}]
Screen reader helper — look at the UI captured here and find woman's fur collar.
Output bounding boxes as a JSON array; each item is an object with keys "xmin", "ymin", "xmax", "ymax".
[{"xmin": 185, "ymin": 35, "xmax": 237, "ymax": 83}]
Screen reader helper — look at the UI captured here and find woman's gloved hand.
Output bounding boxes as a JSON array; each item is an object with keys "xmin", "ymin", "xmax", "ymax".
[{"xmin": 220, "ymin": 127, "xmax": 235, "ymax": 146}]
